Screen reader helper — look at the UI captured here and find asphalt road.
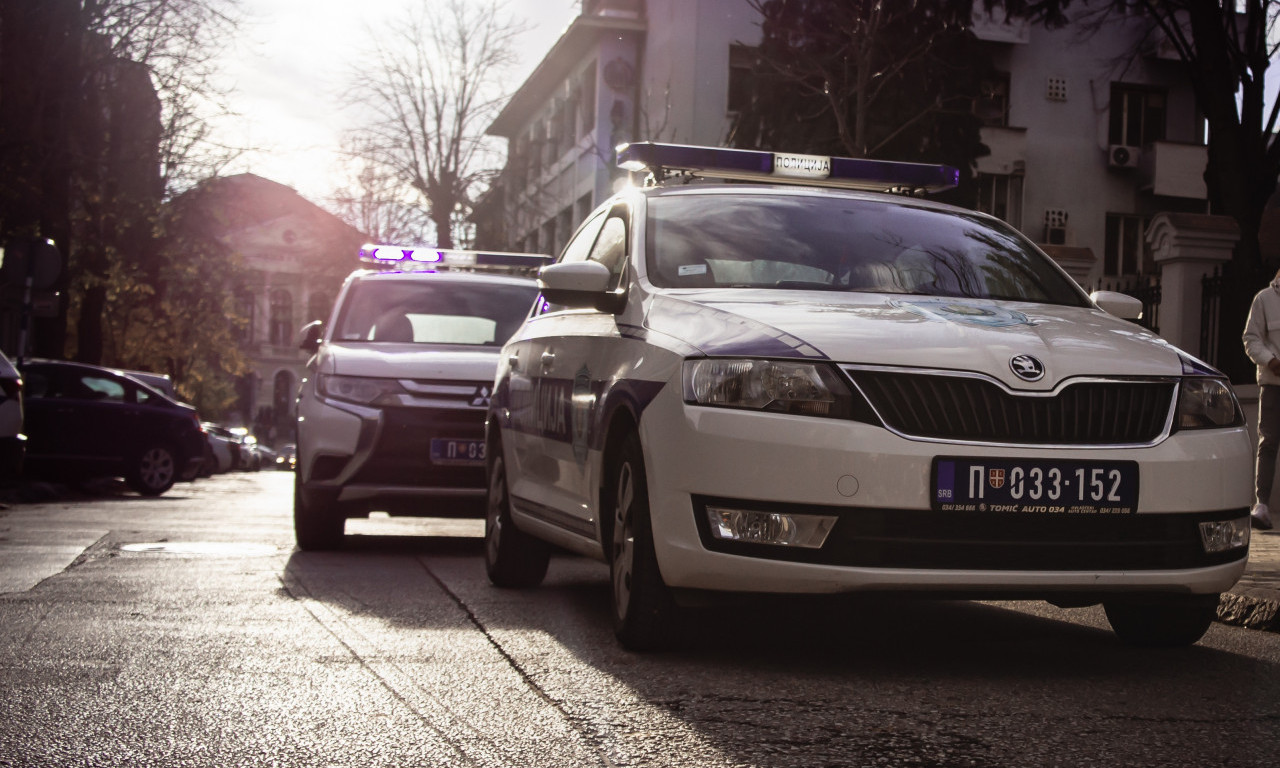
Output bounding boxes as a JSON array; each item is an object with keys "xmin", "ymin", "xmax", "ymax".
[{"xmin": 1, "ymin": 471, "xmax": 1278, "ymax": 767}]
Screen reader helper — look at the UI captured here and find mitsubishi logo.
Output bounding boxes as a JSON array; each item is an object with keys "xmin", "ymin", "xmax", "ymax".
[
  {"xmin": 470, "ymin": 385, "xmax": 492, "ymax": 407},
  {"xmin": 1009, "ymin": 355, "xmax": 1045, "ymax": 382}
]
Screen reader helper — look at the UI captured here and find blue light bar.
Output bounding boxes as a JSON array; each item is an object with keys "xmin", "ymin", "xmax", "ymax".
[
  {"xmin": 358, "ymin": 245, "xmax": 551, "ymax": 273},
  {"xmin": 616, "ymin": 141, "xmax": 959, "ymax": 194}
]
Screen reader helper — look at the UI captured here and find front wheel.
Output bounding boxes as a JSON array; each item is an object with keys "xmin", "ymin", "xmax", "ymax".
[
  {"xmin": 610, "ymin": 432, "xmax": 677, "ymax": 651},
  {"xmin": 485, "ymin": 450, "xmax": 550, "ymax": 587},
  {"xmin": 293, "ymin": 472, "xmax": 344, "ymax": 550},
  {"xmin": 1103, "ymin": 594, "xmax": 1220, "ymax": 647},
  {"xmin": 127, "ymin": 444, "xmax": 177, "ymax": 496}
]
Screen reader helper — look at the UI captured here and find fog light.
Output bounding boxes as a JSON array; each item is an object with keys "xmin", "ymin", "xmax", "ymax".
[
  {"xmin": 1199, "ymin": 517, "xmax": 1250, "ymax": 554},
  {"xmin": 706, "ymin": 507, "xmax": 837, "ymax": 548}
]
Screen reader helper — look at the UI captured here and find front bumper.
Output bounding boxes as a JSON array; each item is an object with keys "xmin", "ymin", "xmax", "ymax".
[
  {"xmin": 640, "ymin": 385, "xmax": 1254, "ymax": 596},
  {"xmin": 298, "ymin": 394, "xmax": 487, "ymax": 516}
]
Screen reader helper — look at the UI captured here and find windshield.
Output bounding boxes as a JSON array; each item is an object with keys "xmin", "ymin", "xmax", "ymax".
[
  {"xmin": 333, "ymin": 278, "xmax": 538, "ymax": 346},
  {"xmin": 645, "ymin": 192, "xmax": 1089, "ymax": 306}
]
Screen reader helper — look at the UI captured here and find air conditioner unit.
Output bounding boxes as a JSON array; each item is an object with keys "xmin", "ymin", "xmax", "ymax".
[{"xmin": 1109, "ymin": 144, "xmax": 1141, "ymax": 169}]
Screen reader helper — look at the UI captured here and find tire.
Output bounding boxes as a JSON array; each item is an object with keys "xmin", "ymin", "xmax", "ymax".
[
  {"xmin": 127, "ymin": 444, "xmax": 178, "ymax": 496},
  {"xmin": 609, "ymin": 431, "xmax": 677, "ymax": 651},
  {"xmin": 484, "ymin": 449, "xmax": 550, "ymax": 587},
  {"xmin": 1103, "ymin": 594, "xmax": 1220, "ymax": 647},
  {"xmin": 293, "ymin": 471, "xmax": 344, "ymax": 551}
]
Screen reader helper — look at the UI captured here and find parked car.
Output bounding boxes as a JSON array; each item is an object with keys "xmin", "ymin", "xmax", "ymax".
[
  {"xmin": 483, "ymin": 142, "xmax": 1253, "ymax": 650},
  {"xmin": 0, "ymin": 350, "xmax": 25, "ymax": 483},
  {"xmin": 228, "ymin": 427, "xmax": 260, "ymax": 471},
  {"xmin": 274, "ymin": 443, "xmax": 297, "ymax": 471},
  {"xmin": 18, "ymin": 359, "xmax": 205, "ymax": 495},
  {"xmin": 202, "ymin": 422, "xmax": 237, "ymax": 474}
]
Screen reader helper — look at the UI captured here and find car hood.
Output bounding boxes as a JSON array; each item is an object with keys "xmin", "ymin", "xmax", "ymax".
[
  {"xmin": 318, "ymin": 342, "xmax": 501, "ymax": 381},
  {"xmin": 644, "ymin": 290, "xmax": 1196, "ymax": 390}
]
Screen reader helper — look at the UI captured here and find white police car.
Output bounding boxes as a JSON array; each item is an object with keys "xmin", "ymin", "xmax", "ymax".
[
  {"xmin": 294, "ymin": 247, "xmax": 544, "ymax": 549},
  {"xmin": 483, "ymin": 142, "xmax": 1253, "ymax": 650}
]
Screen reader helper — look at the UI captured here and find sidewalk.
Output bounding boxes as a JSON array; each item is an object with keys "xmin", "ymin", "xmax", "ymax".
[{"xmin": 1219, "ymin": 526, "xmax": 1280, "ymax": 632}]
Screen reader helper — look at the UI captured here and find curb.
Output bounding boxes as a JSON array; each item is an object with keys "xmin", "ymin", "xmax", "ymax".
[{"xmin": 1219, "ymin": 589, "xmax": 1280, "ymax": 633}]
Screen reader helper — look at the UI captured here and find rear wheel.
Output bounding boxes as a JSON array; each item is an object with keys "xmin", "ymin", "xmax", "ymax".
[
  {"xmin": 127, "ymin": 444, "xmax": 177, "ymax": 496},
  {"xmin": 609, "ymin": 431, "xmax": 677, "ymax": 651},
  {"xmin": 293, "ymin": 471, "xmax": 344, "ymax": 550},
  {"xmin": 1103, "ymin": 594, "xmax": 1220, "ymax": 647},
  {"xmin": 485, "ymin": 449, "xmax": 550, "ymax": 587}
]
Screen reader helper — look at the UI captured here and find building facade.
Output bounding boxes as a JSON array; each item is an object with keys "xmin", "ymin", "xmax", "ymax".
[
  {"xmin": 188, "ymin": 174, "xmax": 366, "ymax": 442},
  {"xmin": 478, "ymin": 0, "xmax": 1209, "ymax": 293}
]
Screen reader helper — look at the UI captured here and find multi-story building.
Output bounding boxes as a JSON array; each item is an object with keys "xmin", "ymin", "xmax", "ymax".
[{"xmin": 477, "ymin": 0, "xmax": 1210, "ymax": 292}]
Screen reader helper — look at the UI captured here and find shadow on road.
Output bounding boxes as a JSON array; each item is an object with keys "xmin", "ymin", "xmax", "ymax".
[{"xmin": 280, "ymin": 536, "xmax": 1280, "ymax": 767}]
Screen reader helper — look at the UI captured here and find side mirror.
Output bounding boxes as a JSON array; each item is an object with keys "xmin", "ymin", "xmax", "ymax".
[
  {"xmin": 539, "ymin": 261, "xmax": 625, "ymax": 312},
  {"xmin": 1090, "ymin": 290, "xmax": 1144, "ymax": 321},
  {"xmin": 298, "ymin": 320, "xmax": 324, "ymax": 353}
]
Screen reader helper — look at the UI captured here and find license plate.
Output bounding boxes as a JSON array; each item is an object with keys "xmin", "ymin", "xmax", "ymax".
[
  {"xmin": 430, "ymin": 438, "xmax": 486, "ymax": 466},
  {"xmin": 931, "ymin": 457, "xmax": 1138, "ymax": 514}
]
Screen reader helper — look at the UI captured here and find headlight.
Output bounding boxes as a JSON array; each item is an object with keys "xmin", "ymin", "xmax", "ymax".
[
  {"xmin": 318, "ymin": 374, "xmax": 406, "ymax": 406},
  {"xmin": 1175, "ymin": 377, "xmax": 1242, "ymax": 429},
  {"xmin": 683, "ymin": 359, "xmax": 853, "ymax": 417}
]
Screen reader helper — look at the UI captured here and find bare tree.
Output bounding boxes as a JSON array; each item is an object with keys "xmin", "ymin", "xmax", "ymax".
[
  {"xmin": 332, "ymin": 154, "xmax": 435, "ymax": 244},
  {"xmin": 344, "ymin": 0, "xmax": 525, "ymax": 248},
  {"xmin": 733, "ymin": 0, "xmax": 990, "ymax": 162}
]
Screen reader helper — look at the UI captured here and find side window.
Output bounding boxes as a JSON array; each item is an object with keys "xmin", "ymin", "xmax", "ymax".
[
  {"xmin": 587, "ymin": 215, "xmax": 628, "ymax": 291},
  {"xmin": 558, "ymin": 210, "xmax": 608, "ymax": 265},
  {"xmin": 70, "ymin": 374, "xmax": 125, "ymax": 403},
  {"xmin": 537, "ymin": 210, "xmax": 610, "ymax": 316}
]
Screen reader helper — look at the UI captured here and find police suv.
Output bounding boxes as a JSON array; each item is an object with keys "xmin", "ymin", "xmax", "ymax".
[
  {"xmin": 483, "ymin": 142, "xmax": 1253, "ymax": 650},
  {"xmin": 294, "ymin": 247, "xmax": 544, "ymax": 550}
]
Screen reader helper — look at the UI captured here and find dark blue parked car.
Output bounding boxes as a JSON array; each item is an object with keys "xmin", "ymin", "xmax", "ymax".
[{"xmin": 17, "ymin": 359, "xmax": 204, "ymax": 495}]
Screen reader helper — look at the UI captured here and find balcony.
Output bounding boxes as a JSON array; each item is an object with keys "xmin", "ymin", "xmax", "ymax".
[
  {"xmin": 976, "ymin": 126, "xmax": 1027, "ymax": 175},
  {"xmin": 1138, "ymin": 141, "xmax": 1207, "ymax": 200}
]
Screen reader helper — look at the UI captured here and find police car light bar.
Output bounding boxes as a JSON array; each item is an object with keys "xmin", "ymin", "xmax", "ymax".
[
  {"xmin": 358, "ymin": 245, "xmax": 551, "ymax": 273},
  {"xmin": 616, "ymin": 141, "xmax": 959, "ymax": 194}
]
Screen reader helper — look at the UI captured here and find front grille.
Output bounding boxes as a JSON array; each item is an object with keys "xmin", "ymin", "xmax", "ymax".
[
  {"xmin": 693, "ymin": 497, "xmax": 1247, "ymax": 572},
  {"xmin": 350, "ymin": 407, "xmax": 485, "ymax": 488},
  {"xmin": 846, "ymin": 369, "xmax": 1174, "ymax": 445}
]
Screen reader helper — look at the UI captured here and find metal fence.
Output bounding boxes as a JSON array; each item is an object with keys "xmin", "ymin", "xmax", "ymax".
[{"xmin": 1201, "ymin": 265, "xmax": 1224, "ymax": 368}]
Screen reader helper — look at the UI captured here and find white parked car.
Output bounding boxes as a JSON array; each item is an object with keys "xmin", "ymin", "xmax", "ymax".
[
  {"xmin": 484, "ymin": 142, "xmax": 1253, "ymax": 650},
  {"xmin": 293, "ymin": 249, "xmax": 545, "ymax": 550}
]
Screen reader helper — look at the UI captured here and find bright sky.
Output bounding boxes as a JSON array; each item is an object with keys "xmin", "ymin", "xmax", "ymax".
[{"xmin": 212, "ymin": 0, "xmax": 579, "ymax": 205}]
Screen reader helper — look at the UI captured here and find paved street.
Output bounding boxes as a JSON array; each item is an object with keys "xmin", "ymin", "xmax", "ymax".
[{"xmin": 2, "ymin": 472, "xmax": 1279, "ymax": 768}]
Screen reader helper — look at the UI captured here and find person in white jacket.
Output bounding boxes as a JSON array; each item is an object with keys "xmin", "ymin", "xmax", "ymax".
[{"xmin": 1243, "ymin": 273, "xmax": 1280, "ymax": 530}]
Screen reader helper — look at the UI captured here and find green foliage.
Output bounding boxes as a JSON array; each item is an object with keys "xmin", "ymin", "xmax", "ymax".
[{"xmin": 64, "ymin": 189, "xmax": 252, "ymax": 417}]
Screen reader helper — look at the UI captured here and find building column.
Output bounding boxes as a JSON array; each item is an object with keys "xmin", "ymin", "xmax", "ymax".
[{"xmin": 1146, "ymin": 213, "xmax": 1239, "ymax": 354}]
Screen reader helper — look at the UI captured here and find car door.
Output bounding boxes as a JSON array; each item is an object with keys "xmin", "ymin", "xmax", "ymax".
[
  {"xmin": 23, "ymin": 365, "xmax": 128, "ymax": 468},
  {"xmin": 507, "ymin": 205, "xmax": 631, "ymax": 537}
]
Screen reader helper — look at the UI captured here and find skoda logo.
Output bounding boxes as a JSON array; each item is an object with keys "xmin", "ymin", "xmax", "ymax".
[{"xmin": 1010, "ymin": 355, "xmax": 1045, "ymax": 382}]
